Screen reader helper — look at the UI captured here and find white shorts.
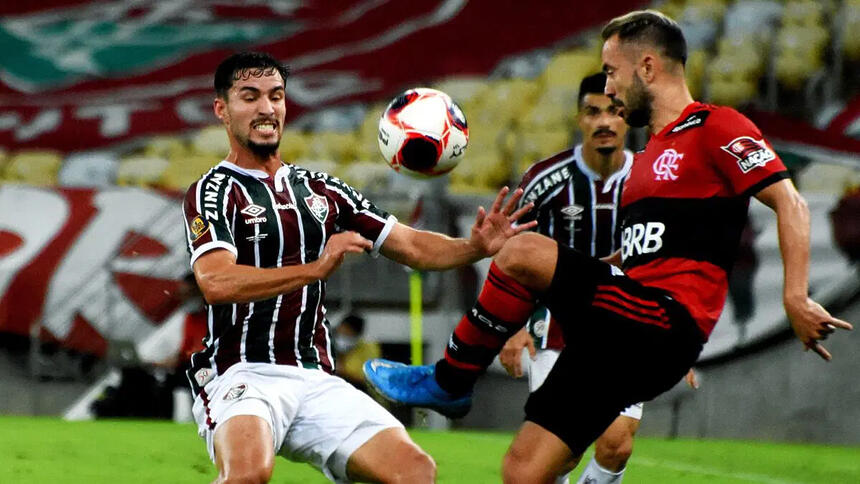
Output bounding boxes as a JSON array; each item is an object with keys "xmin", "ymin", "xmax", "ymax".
[
  {"xmin": 527, "ymin": 349, "xmax": 643, "ymax": 420},
  {"xmin": 192, "ymin": 362, "xmax": 403, "ymax": 482}
]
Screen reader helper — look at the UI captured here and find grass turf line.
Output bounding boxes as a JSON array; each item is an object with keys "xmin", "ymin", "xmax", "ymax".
[{"xmin": 0, "ymin": 417, "xmax": 857, "ymax": 483}]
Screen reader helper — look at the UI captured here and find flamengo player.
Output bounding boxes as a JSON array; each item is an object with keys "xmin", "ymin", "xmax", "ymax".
[
  {"xmin": 183, "ymin": 52, "xmax": 534, "ymax": 484},
  {"xmin": 499, "ymin": 72, "xmax": 643, "ymax": 484},
  {"xmin": 364, "ymin": 10, "xmax": 852, "ymax": 482}
]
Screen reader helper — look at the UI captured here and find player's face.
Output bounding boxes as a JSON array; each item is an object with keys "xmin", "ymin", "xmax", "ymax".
[
  {"xmin": 217, "ymin": 68, "xmax": 286, "ymax": 158},
  {"xmin": 602, "ymin": 35, "xmax": 653, "ymax": 128},
  {"xmin": 577, "ymin": 93, "xmax": 627, "ymax": 153}
]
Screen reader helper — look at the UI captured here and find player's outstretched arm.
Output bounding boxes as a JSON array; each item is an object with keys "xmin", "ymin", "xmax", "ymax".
[
  {"xmin": 755, "ymin": 179, "xmax": 853, "ymax": 360},
  {"xmin": 380, "ymin": 186, "xmax": 536, "ymax": 271},
  {"xmin": 193, "ymin": 231, "xmax": 372, "ymax": 304}
]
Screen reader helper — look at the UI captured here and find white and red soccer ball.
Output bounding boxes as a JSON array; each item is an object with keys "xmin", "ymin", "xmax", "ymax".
[{"xmin": 378, "ymin": 87, "xmax": 469, "ymax": 178}]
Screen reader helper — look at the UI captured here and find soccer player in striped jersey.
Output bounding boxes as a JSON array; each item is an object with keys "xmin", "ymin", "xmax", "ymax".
[
  {"xmin": 183, "ymin": 52, "xmax": 535, "ymax": 484},
  {"xmin": 499, "ymin": 72, "xmax": 640, "ymax": 484},
  {"xmin": 364, "ymin": 10, "xmax": 851, "ymax": 483}
]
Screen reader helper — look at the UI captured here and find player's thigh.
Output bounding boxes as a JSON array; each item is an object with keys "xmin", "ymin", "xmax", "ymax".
[
  {"xmin": 285, "ymin": 371, "xmax": 406, "ymax": 481},
  {"xmin": 346, "ymin": 427, "xmax": 435, "ymax": 483},
  {"xmin": 214, "ymin": 414, "xmax": 275, "ymax": 481},
  {"xmin": 503, "ymin": 421, "xmax": 580, "ymax": 484}
]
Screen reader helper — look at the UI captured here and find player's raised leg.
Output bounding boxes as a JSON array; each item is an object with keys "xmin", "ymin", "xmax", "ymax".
[
  {"xmin": 364, "ymin": 232, "xmax": 557, "ymax": 416},
  {"xmin": 345, "ymin": 427, "xmax": 436, "ymax": 483}
]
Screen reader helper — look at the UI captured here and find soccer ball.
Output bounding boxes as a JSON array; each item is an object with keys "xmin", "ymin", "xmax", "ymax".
[{"xmin": 378, "ymin": 87, "xmax": 469, "ymax": 177}]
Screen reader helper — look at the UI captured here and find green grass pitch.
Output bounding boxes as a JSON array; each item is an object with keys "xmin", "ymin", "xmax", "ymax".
[{"xmin": 1, "ymin": 416, "xmax": 858, "ymax": 483}]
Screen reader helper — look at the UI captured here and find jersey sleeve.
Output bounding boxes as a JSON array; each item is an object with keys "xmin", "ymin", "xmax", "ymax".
[
  {"xmin": 183, "ymin": 176, "xmax": 238, "ymax": 268},
  {"xmin": 324, "ymin": 176, "xmax": 397, "ymax": 257},
  {"xmin": 704, "ymin": 107, "xmax": 789, "ymax": 197}
]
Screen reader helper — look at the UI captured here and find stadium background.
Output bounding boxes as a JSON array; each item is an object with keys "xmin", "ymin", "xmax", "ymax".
[{"xmin": 0, "ymin": 0, "xmax": 858, "ymax": 481}]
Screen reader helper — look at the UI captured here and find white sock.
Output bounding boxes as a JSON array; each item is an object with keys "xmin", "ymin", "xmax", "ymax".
[{"xmin": 575, "ymin": 456, "xmax": 625, "ymax": 484}]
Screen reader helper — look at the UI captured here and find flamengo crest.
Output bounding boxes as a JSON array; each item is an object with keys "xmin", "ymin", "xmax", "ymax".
[
  {"xmin": 653, "ymin": 149, "xmax": 682, "ymax": 181},
  {"xmin": 304, "ymin": 193, "xmax": 329, "ymax": 223}
]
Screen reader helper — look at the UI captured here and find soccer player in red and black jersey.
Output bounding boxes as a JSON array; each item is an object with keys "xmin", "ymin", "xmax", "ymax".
[
  {"xmin": 364, "ymin": 10, "xmax": 852, "ymax": 483},
  {"xmin": 183, "ymin": 52, "xmax": 534, "ymax": 484},
  {"xmin": 499, "ymin": 72, "xmax": 644, "ymax": 484}
]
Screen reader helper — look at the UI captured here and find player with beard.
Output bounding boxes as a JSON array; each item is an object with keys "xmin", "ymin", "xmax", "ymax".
[
  {"xmin": 499, "ymin": 72, "xmax": 643, "ymax": 484},
  {"xmin": 364, "ymin": 11, "xmax": 852, "ymax": 483},
  {"xmin": 183, "ymin": 52, "xmax": 535, "ymax": 484}
]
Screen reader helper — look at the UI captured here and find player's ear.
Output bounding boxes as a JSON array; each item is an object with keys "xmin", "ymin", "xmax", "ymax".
[
  {"xmin": 214, "ymin": 97, "xmax": 229, "ymax": 124},
  {"xmin": 640, "ymin": 53, "xmax": 656, "ymax": 83}
]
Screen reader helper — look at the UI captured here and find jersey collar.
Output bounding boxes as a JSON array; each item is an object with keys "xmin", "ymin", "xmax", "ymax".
[
  {"xmin": 217, "ymin": 160, "xmax": 280, "ymax": 179},
  {"xmin": 655, "ymin": 101, "xmax": 706, "ymax": 138},
  {"xmin": 574, "ymin": 144, "xmax": 633, "ymax": 193}
]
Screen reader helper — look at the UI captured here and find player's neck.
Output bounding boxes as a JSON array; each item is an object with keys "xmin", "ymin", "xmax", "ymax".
[
  {"xmin": 581, "ymin": 145, "xmax": 624, "ymax": 179},
  {"xmin": 649, "ymin": 80, "xmax": 695, "ymax": 135},
  {"xmin": 225, "ymin": 147, "xmax": 282, "ymax": 177}
]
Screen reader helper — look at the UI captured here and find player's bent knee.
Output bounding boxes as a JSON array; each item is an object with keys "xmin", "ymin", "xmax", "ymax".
[
  {"xmin": 219, "ymin": 466, "xmax": 272, "ymax": 484},
  {"xmin": 386, "ymin": 447, "xmax": 436, "ymax": 484},
  {"xmin": 495, "ymin": 233, "xmax": 556, "ymax": 287},
  {"xmin": 502, "ymin": 448, "xmax": 553, "ymax": 484},
  {"xmin": 595, "ymin": 434, "xmax": 634, "ymax": 471}
]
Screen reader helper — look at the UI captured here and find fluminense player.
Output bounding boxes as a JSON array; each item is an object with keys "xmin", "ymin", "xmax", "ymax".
[
  {"xmin": 183, "ymin": 52, "xmax": 534, "ymax": 484},
  {"xmin": 364, "ymin": 11, "xmax": 852, "ymax": 483}
]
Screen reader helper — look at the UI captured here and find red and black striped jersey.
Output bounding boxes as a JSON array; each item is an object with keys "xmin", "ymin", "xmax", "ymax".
[
  {"xmin": 620, "ymin": 102, "xmax": 789, "ymax": 338},
  {"xmin": 182, "ymin": 161, "xmax": 395, "ymax": 391},
  {"xmin": 517, "ymin": 145, "xmax": 633, "ymax": 350}
]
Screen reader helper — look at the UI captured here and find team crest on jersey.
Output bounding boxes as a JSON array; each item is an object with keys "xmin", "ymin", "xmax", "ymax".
[
  {"xmin": 224, "ymin": 383, "xmax": 247, "ymax": 400},
  {"xmin": 653, "ymin": 149, "xmax": 682, "ymax": 181},
  {"xmin": 721, "ymin": 136, "xmax": 775, "ymax": 173},
  {"xmin": 194, "ymin": 368, "xmax": 214, "ymax": 387},
  {"xmin": 561, "ymin": 204, "xmax": 584, "ymax": 220},
  {"xmin": 304, "ymin": 193, "xmax": 329, "ymax": 223},
  {"xmin": 190, "ymin": 215, "xmax": 209, "ymax": 241}
]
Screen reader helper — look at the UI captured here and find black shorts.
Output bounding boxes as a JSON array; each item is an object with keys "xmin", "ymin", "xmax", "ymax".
[{"xmin": 524, "ymin": 245, "xmax": 705, "ymax": 456}]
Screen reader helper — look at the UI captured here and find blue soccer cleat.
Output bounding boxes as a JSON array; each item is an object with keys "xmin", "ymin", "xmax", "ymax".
[{"xmin": 363, "ymin": 359, "xmax": 472, "ymax": 419}]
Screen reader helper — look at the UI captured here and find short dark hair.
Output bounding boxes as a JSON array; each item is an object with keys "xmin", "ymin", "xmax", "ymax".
[
  {"xmin": 578, "ymin": 72, "xmax": 608, "ymax": 108},
  {"xmin": 341, "ymin": 314, "xmax": 366, "ymax": 334},
  {"xmin": 214, "ymin": 52, "xmax": 290, "ymax": 99},
  {"xmin": 601, "ymin": 10, "xmax": 687, "ymax": 66}
]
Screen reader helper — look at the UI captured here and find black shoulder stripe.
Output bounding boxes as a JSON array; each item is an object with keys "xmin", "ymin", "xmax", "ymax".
[{"xmin": 669, "ymin": 110, "xmax": 711, "ymax": 134}]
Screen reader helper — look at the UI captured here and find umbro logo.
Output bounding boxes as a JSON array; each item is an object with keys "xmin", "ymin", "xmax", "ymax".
[
  {"xmin": 561, "ymin": 204, "xmax": 584, "ymax": 220},
  {"xmin": 240, "ymin": 204, "xmax": 266, "ymax": 217}
]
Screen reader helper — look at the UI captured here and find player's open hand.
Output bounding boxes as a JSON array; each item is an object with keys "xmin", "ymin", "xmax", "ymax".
[
  {"xmin": 470, "ymin": 186, "xmax": 537, "ymax": 257},
  {"xmin": 785, "ymin": 295, "xmax": 852, "ymax": 361},
  {"xmin": 315, "ymin": 231, "xmax": 372, "ymax": 280},
  {"xmin": 500, "ymin": 327, "xmax": 536, "ymax": 378}
]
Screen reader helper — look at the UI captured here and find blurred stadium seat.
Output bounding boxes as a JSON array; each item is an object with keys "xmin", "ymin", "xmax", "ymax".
[
  {"xmin": 161, "ymin": 154, "xmax": 220, "ymax": 190},
  {"xmin": 116, "ymin": 155, "xmax": 169, "ymax": 188},
  {"xmin": 191, "ymin": 125, "xmax": 230, "ymax": 157},
  {"xmin": 4, "ymin": 150, "xmax": 63, "ymax": 186}
]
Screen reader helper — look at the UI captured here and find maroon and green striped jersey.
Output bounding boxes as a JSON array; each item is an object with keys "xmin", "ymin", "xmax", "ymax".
[
  {"xmin": 182, "ymin": 161, "xmax": 395, "ymax": 392},
  {"xmin": 517, "ymin": 145, "xmax": 633, "ymax": 350}
]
